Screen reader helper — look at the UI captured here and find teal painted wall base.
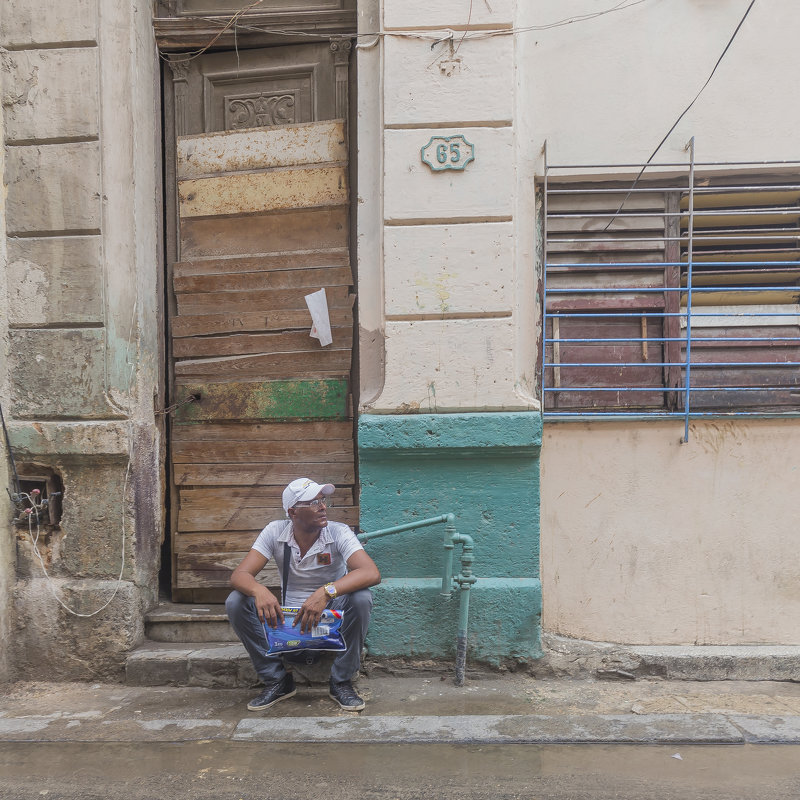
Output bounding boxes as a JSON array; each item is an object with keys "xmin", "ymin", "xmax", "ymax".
[
  {"xmin": 358, "ymin": 412, "xmax": 543, "ymax": 666},
  {"xmin": 366, "ymin": 578, "xmax": 542, "ymax": 663}
]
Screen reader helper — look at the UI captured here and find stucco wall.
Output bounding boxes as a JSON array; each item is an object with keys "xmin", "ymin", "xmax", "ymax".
[
  {"xmin": 1, "ymin": 0, "xmax": 161, "ymax": 680},
  {"xmin": 358, "ymin": 0, "xmax": 536, "ymax": 413},
  {"xmin": 528, "ymin": 0, "xmax": 799, "ymax": 167},
  {"xmin": 541, "ymin": 420, "xmax": 800, "ymax": 645},
  {"xmin": 530, "ymin": 1, "xmax": 800, "ymax": 647}
]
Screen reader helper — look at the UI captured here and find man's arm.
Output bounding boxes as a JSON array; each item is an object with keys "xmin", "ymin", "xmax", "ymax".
[
  {"xmin": 293, "ymin": 549, "xmax": 381, "ymax": 633},
  {"xmin": 230, "ymin": 549, "xmax": 285, "ymax": 628}
]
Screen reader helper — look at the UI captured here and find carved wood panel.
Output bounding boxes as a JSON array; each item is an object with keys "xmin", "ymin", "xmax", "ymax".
[{"xmin": 168, "ymin": 43, "xmax": 346, "ymax": 136}]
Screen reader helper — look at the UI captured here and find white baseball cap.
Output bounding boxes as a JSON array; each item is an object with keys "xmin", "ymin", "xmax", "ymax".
[{"xmin": 282, "ymin": 478, "xmax": 335, "ymax": 514}]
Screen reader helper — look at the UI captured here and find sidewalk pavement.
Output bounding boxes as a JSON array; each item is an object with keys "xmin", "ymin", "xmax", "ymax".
[{"xmin": 3, "ymin": 673, "xmax": 800, "ymax": 746}]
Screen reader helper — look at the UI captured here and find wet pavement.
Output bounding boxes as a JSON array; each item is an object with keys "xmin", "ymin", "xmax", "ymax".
[
  {"xmin": 2, "ymin": 676, "xmax": 800, "ymax": 798},
  {"xmin": 2, "ymin": 675, "xmax": 800, "ymax": 744}
]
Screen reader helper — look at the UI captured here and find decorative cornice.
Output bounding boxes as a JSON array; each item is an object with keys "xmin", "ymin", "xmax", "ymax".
[{"xmin": 153, "ymin": 10, "xmax": 356, "ymax": 51}]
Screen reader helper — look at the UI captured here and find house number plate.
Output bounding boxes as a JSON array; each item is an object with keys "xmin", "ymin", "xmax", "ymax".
[{"xmin": 421, "ymin": 134, "xmax": 475, "ymax": 172}]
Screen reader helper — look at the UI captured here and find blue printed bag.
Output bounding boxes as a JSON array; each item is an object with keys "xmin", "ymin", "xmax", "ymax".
[{"xmin": 263, "ymin": 607, "xmax": 346, "ymax": 655}]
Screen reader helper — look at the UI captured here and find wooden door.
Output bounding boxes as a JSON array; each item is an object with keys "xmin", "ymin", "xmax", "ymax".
[{"xmin": 164, "ymin": 43, "xmax": 356, "ymax": 602}]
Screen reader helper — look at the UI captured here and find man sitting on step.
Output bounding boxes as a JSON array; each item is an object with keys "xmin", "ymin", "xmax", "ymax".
[{"xmin": 226, "ymin": 477, "xmax": 381, "ymax": 712}]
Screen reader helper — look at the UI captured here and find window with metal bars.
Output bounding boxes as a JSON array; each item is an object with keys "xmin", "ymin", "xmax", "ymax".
[{"xmin": 541, "ymin": 161, "xmax": 800, "ymax": 421}]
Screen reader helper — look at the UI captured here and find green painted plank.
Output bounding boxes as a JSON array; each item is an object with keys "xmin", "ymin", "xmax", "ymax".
[{"xmin": 174, "ymin": 380, "xmax": 349, "ymax": 422}]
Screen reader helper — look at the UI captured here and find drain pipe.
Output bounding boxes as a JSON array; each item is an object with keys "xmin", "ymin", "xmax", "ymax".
[
  {"xmin": 450, "ymin": 531, "xmax": 476, "ymax": 686},
  {"xmin": 358, "ymin": 513, "xmax": 476, "ymax": 685}
]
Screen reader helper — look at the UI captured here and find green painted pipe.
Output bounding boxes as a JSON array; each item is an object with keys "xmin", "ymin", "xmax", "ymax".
[
  {"xmin": 450, "ymin": 532, "xmax": 476, "ymax": 686},
  {"xmin": 357, "ymin": 514, "xmax": 475, "ymax": 685},
  {"xmin": 357, "ymin": 513, "xmax": 453, "ymax": 544}
]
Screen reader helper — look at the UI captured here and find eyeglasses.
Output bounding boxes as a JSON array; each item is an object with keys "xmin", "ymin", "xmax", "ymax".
[{"xmin": 293, "ymin": 497, "xmax": 332, "ymax": 509}]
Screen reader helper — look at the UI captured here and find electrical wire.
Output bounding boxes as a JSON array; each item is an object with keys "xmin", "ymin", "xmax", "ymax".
[
  {"xmin": 157, "ymin": 0, "xmax": 654, "ymax": 62},
  {"xmin": 22, "ymin": 474, "xmax": 129, "ymax": 618},
  {"xmin": 453, "ymin": 0, "xmax": 474, "ymax": 57},
  {"xmin": 603, "ymin": 0, "xmax": 757, "ymax": 230}
]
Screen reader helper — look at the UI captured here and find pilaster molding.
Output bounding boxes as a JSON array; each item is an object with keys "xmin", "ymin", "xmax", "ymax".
[
  {"xmin": 167, "ymin": 56, "xmax": 191, "ymax": 137},
  {"xmin": 329, "ymin": 36, "xmax": 353, "ymax": 121}
]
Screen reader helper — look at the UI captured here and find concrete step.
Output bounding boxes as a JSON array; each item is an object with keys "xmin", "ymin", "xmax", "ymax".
[
  {"xmin": 540, "ymin": 634, "xmax": 800, "ymax": 682},
  {"xmin": 126, "ymin": 641, "xmax": 256, "ymax": 688},
  {"xmin": 144, "ymin": 602, "xmax": 238, "ymax": 643},
  {"xmin": 125, "ymin": 641, "xmax": 338, "ymax": 688},
  {"xmin": 133, "ymin": 603, "xmax": 342, "ymax": 688}
]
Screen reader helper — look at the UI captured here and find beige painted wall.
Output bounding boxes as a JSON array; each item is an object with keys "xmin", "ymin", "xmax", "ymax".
[
  {"xmin": 530, "ymin": 1, "xmax": 800, "ymax": 646},
  {"xmin": 528, "ymin": 0, "xmax": 800, "ymax": 167},
  {"xmin": 541, "ymin": 420, "xmax": 800, "ymax": 645},
  {"xmin": 359, "ymin": 0, "xmax": 538, "ymax": 413}
]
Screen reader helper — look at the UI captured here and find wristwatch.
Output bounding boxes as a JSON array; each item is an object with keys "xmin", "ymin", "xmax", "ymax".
[{"xmin": 324, "ymin": 582, "xmax": 338, "ymax": 599}]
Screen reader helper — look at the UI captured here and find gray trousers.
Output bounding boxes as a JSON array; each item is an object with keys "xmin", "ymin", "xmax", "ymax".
[{"xmin": 225, "ymin": 588, "xmax": 373, "ymax": 685}]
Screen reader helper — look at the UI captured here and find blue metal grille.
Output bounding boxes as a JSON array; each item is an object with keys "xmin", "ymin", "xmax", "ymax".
[{"xmin": 542, "ymin": 146, "xmax": 800, "ymax": 439}]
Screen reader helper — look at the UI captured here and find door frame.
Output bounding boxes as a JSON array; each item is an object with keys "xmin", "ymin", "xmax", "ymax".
[{"xmin": 155, "ymin": 9, "xmax": 358, "ymax": 599}]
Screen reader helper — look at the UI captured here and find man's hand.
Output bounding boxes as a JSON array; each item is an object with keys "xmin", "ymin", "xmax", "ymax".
[
  {"xmin": 292, "ymin": 588, "xmax": 328, "ymax": 634},
  {"xmin": 254, "ymin": 585, "xmax": 284, "ymax": 629}
]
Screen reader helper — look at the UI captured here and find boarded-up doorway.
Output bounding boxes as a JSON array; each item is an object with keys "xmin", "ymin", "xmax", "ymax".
[{"xmin": 162, "ymin": 43, "xmax": 356, "ymax": 602}]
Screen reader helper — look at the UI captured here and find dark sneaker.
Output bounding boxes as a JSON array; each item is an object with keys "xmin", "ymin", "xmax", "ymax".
[
  {"xmin": 247, "ymin": 674, "xmax": 296, "ymax": 712},
  {"xmin": 329, "ymin": 679, "xmax": 365, "ymax": 712}
]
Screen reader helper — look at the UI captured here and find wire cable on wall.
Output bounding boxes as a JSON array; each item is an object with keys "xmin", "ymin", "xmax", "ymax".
[
  {"xmin": 157, "ymin": 0, "xmax": 654, "ymax": 62},
  {"xmin": 603, "ymin": 0, "xmax": 757, "ymax": 229},
  {"xmin": 2, "ymin": 299, "xmax": 140, "ymax": 618}
]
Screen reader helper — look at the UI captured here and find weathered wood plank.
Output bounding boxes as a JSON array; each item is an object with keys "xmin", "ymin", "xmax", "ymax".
[
  {"xmin": 173, "ymin": 248, "xmax": 350, "ymax": 279},
  {"xmin": 546, "ymin": 215, "xmax": 664, "ymax": 233},
  {"xmin": 544, "ymin": 315, "xmax": 667, "ymax": 411},
  {"xmin": 178, "ymin": 165, "xmax": 348, "ymax": 218},
  {"xmin": 176, "ymin": 551, "xmax": 276, "ymax": 575},
  {"xmin": 180, "ymin": 206, "xmax": 349, "ymax": 259},
  {"xmin": 547, "ymin": 237, "xmax": 666, "ymax": 254},
  {"xmin": 546, "ymin": 251, "xmax": 665, "ymax": 266},
  {"xmin": 176, "ymin": 285, "xmax": 353, "ymax": 316},
  {"xmin": 176, "ymin": 533, "xmax": 263, "ymax": 554},
  {"xmin": 173, "ymin": 380, "xmax": 349, "ymax": 422},
  {"xmin": 173, "ymin": 348, "xmax": 352, "ymax": 380},
  {"xmin": 172, "ymin": 420, "xmax": 354, "ymax": 442},
  {"xmin": 179, "ymin": 487, "xmax": 355, "ymax": 507},
  {"xmin": 173, "ymin": 462, "xmax": 356, "ymax": 487},
  {"xmin": 172, "ymin": 328, "xmax": 353, "ymax": 359},
  {"xmin": 547, "ymin": 295, "xmax": 665, "ymax": 312},
  {"xmin": 172, "ymin": 438, "xmax": 354, "ymax": 464},
  {"xmin": 178, "ymin": 505, "xmax": 359, "ymax": 531},
  {"xmin": 547, "ymin": 192, "xmax": 666, "ymax": 213},
  {"xmin": 175, "ymin": 266, "xmax": 353, "ymax": 294},
  {"xmin": 174, "ymin": 523, "xmax": 361, "ymax": 559},
  {"xmin": 172, "ymin": 587, "xmax": 245, "ymax": 603},
  {"xmin": 177, "ymin": 120, "xmax": 347, "ymax": 179},
  {"xmin": 547, "ymin": 269, "xmax": 665, "ymax": 291},
  {"xmin": 172, "ymin": 308, "xmax": 353, "ymax": 338},
  {"xmin": 176, "ymin": 568, "xmax": 280, "ymax": 589}
]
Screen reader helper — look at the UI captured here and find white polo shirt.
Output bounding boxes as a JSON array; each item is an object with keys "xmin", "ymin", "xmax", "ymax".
[{"xmin": 251, "ymin": 520, "xmax": 364, "ymax": 607}]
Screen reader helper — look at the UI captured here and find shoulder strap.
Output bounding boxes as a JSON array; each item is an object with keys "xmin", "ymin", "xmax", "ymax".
[{"xmin": 281, "ymin": 541, "xmax": 291, "ymax": 606}]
